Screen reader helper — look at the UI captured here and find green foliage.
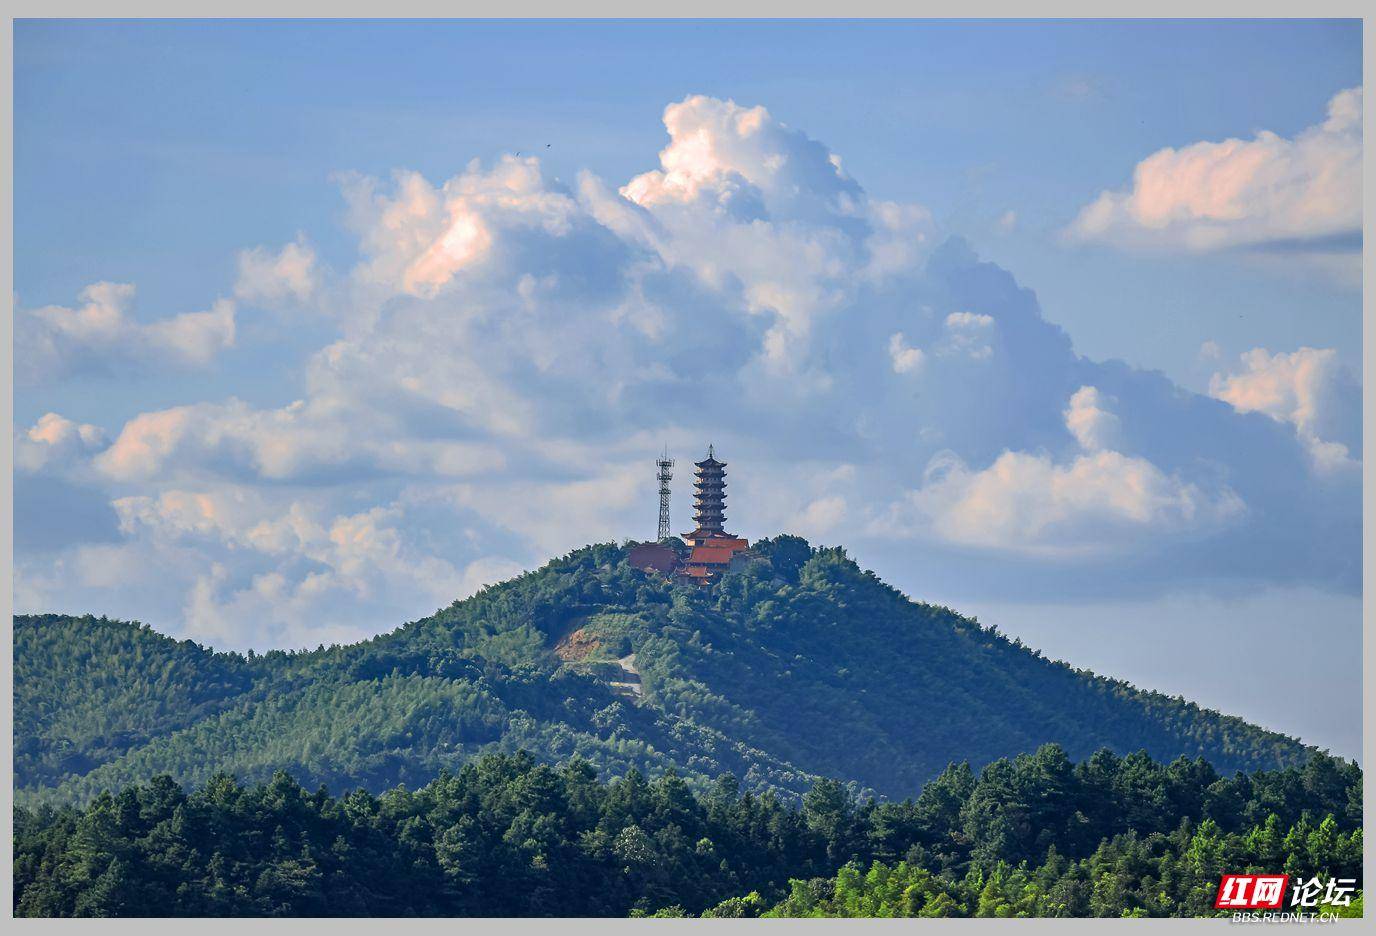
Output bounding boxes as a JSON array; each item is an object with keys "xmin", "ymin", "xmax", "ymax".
[
  {"xmin": 760, "ymin": 813, "xmax": 1364, "ymax": 919},
  {"xmin": 16, "ymin": 538, "xmax": 1317, "ymax": 810},
  {"xmin": 15, "ymin": 615, "xmax": 266, "ymax": 790},
  {"xmin": 761, "ymin": 746, "xmax": 1364, "ymax": 918},
  {"xmin": 749, "ymin": 534, "xmax": 813, "ymax": 583},
  {"xmin": 13, "ymin": 745, "xmax": 1361, "ymax": 918}
]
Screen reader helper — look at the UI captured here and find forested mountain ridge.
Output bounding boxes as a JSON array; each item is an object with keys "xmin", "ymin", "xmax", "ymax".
[{"xmin": 15, "ymin": 536, "xmax": 1314, "ymax": 806}]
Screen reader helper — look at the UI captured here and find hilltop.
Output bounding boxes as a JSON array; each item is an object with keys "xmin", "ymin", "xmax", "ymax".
[{"xmin": 14, "ymin": 536, "xmax": 1313, "ymax": 805}]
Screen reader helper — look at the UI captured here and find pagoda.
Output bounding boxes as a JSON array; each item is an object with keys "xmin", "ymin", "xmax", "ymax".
[
  {"xmin": 685, "ymin": 447, "xmax": 722, "ymax": 536},
  {"xmin": 680, "ymin": 445, "xmax": 749, "ymax": 584}
]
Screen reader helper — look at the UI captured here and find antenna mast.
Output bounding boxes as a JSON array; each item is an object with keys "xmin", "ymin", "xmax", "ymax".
[{"xmin": 656, "ymin": 448, "xmax": 674, "ymax": 541}]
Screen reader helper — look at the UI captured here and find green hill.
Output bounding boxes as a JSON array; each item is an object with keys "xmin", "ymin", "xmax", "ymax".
[{"xmin": 14, "ymin": 536, "xmax": 1313, "ymax": 805}]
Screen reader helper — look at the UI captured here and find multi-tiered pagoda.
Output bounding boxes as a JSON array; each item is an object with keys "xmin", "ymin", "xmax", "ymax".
[
  {"xmin": 684, "ymin": 445, "xmax": 727, "ymax": 542},
  {"xmin": 680, "ymin": 445, "xmax": 749, "ymax": 584}
]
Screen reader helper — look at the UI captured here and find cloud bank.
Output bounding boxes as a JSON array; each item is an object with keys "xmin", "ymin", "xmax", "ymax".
[{"xmin": 14, "ymin": 94, "xmax": 1361, "ymax": 648}]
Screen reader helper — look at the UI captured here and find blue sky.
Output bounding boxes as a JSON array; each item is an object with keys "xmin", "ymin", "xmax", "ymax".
[{"xmin": 13, "ymin": 20, "xmax": 1363, "ymax": 756}]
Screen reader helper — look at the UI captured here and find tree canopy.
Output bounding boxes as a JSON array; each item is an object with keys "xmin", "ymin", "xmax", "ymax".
[{"xmin": 13, "ymin": 745, "xmax": 1361, "ymax": 917}]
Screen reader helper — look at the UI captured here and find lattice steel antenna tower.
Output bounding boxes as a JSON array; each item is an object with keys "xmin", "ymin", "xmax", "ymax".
[{"xmin": 656, "ymin": 448, "xmax": 674, "ymax": 541}]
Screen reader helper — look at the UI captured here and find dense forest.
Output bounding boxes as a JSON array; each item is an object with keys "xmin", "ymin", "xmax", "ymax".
[
  {"xmin": 13, "ymin": 745, "xmax": 1362, "ymax": 917},
  {"xmin": 16, "ymin": 537, "xmax": 1314, "ymax": 809}
]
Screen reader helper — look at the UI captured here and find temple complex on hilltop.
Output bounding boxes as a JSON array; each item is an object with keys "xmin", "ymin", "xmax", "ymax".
[{"xmin": 626, "ymin": 445, "xmax": 751, "ymax": 586}]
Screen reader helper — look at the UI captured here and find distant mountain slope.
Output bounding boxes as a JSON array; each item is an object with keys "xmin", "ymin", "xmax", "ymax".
[
  {"xmin": 14, "ymin": 615, "xmax": 265, "ymax": 788},
  {"xmin": 13, "ymin": 537, "xmax": 1313, "ymax": 804}
]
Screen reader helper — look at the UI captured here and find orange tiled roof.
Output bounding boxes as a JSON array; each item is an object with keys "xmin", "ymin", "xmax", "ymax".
[
  {"xmin": 689, "ymin": 544, "xmax": 742, "ymax": 566},
  {"xmin": 710, "ymin": 537, "xmax": 749, "ymax": 550}
]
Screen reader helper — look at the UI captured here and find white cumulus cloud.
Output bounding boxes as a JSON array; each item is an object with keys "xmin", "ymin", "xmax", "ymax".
[
  {"xmin": 92, "ymin": 397, "xmax": 506, "ymax": 484},
  {"xmin": 873, "ymin": 386, "xmax": 1245, "ymax": 556},
  {"xmin": 17, "ymin": 282, "xmax": 236, "ymax": 382},
  {"xmin": 1068, "ymin": 87, "xmax": 1361, "ymax": 255},
  {"xmin": 880, "ymin": 448, "xmax": 1243, "ymax": 558},
  {"xmin": 340, "ymin": 158, "xmax": 577, "ymax": 299},
  {"xmin": 1064, "ymin": 386, "xmax": 1122, "ymax": 452},
  {"xmin": 15, "ymin": 413, "xmax": 108, "ymax": 474},
  {"xmin": 235, "ymin": 238, "xmax": 319, "ymax": 305},
  {"xmin": 94, "ymin": 486, "xmax": 525, "ymax": 649},
  {"xmin": 1209, "ymin": 346, "xmax": 1360, "ymax": 474},
  {"xmin": 621, "ymin": 95, "xmax": 857, "ymax": 217},
  {"xmin": 888, "ymin": 333, "xmax": 926, "ymax": 374}
]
